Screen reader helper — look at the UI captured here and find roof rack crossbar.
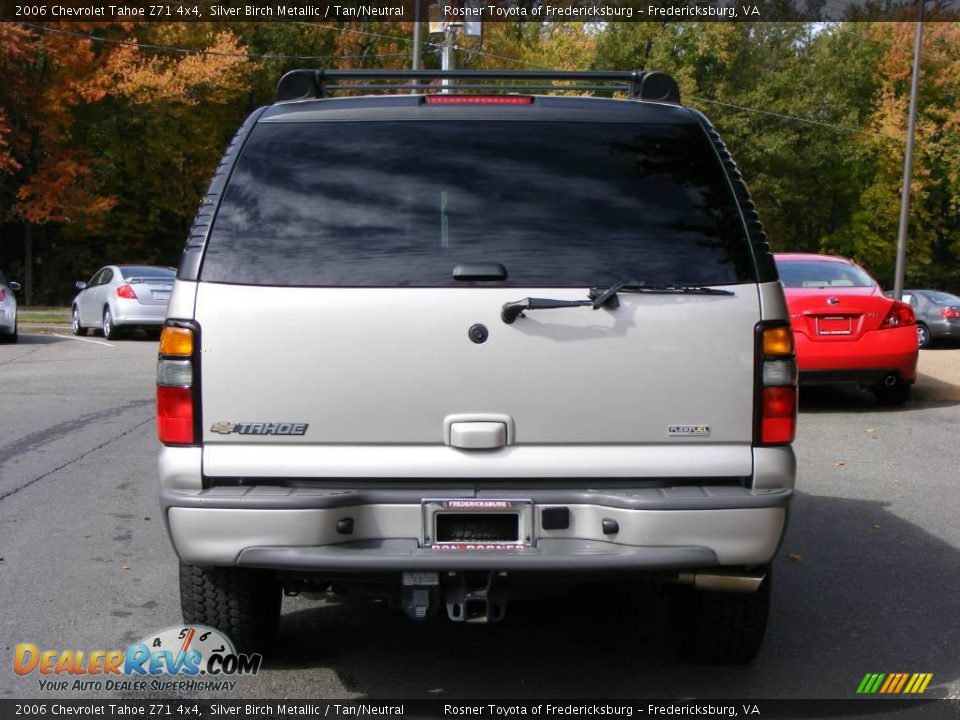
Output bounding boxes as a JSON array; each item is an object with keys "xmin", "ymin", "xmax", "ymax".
[
  {"xmin": 321, "ymin": 83, "xmax": 634, "ymax": 94},
  {"xmin": 275, "ymin": 69, "xmax": 680, "ymax": 105}
]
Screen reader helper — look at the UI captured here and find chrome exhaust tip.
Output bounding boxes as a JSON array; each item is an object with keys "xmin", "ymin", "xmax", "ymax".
[{"xmin": 675, "ymin": 570, "xmax": 765, "ymax": 593}]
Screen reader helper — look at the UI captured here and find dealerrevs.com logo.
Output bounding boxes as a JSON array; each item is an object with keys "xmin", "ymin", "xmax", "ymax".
[{"xmin": 14, "ymin": 625, "xmax": 261, "ymax": 692}]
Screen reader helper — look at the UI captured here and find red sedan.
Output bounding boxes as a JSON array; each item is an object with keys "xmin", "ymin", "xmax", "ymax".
[{"xmin": 774, "ymin": 253, "xmax": 918, "ymax": 405}]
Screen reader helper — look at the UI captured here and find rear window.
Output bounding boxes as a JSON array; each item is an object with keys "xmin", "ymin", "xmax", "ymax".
[
  {"xmin": 923, "ymin": 291, "xmax": 960, "ymax": 306},
  {"xmin": 776, "ymin": 259, "xmax": 876, "ymax": 289},
  {"xmin": 201, "ymin": 121, "xmax": 755, "ymax": 287},
  {"xmin": 120, "ymin": 266, "xmax": 175, "ymax": 279}
]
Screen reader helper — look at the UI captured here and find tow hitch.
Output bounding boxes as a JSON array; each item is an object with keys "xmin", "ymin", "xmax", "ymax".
[{"xmin": 401, "ymin": 572, "xmax": 509, "ymax": 623}]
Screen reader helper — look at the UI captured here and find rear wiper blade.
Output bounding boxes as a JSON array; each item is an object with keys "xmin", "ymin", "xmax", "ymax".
[
  {"xmin": 501, "ymin": 281, "xmax": 734, "ymax": 325},
  {"xmin": 588, "ymin": 281, "xmax": 735, "ymax": 307}
]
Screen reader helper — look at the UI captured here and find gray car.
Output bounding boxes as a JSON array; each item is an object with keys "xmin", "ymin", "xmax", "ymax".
[
  {"xmin": 903, "ymin": 290, "xmax": 960, "ymax": 348},
  {"xmin": 0, "ymin": 270, "xmax": 21, "ymax": 344},
  {"xmin": 72, "ymin": 265, "xmax": 175, "ymax": 340}
]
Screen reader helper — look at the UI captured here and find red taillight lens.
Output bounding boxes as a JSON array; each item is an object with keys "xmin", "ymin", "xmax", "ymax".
[
  {"xmin": 760, "ymin": 386, "xmax": 797, "ymax": 444},
  {"xmin": 756, "ymin": 323, "xmax": 797, "ymax": 446},
  {"xmin": 0, "ymin": 290, "xmax": 5, "ymax": 301},
  {"xmin": 157, "ymin": 324, "xmax": 196, "ymax": 445},
  {"xmin": 116, "ymin": 284, "xmax": 137, "ymax": 299},
  {"xmin": 157, "ymin": 386, "xmax": 194, "ymax": 444},
  {"xmin": 424, "ymin": 95, "xmax": 534, "ymax": 105},
  {"xmin": 880, "ymin": 301, "xmax": 916, "ymax": 329},
  {"xmin": 941, "ymin": 307, "xmax": 960, "ymax": 320}
]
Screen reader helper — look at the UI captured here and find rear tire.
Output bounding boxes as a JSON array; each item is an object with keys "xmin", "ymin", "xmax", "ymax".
[
  {"xmin": 0, "ymin": 322, "xmax": 15, "ymax": 344},
  {"xmin": 179, "ymin": 563, "xmax": 281, "ymax": 656},
  {"xmin": 102, "ymin": 307, "xmax": 119, "ymax": 340},
  {"xmin": 874, "ymin": 379, "xmax": 911, "ymax": 406},
  {"xmin": 670, "ymin": 569, "xmax": 771, "ymax": 664},
  {"xmin": 916, "ymin": 323, "xmax": 930, "ymax": 349},
  {"xmin": 72, "ymin": 306, "xmax": 87, "ymax": 336}
]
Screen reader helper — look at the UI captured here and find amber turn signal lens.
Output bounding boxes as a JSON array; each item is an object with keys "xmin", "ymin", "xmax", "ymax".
[
  {"xmin": 159, "ymin": 326, "xmax": 193, "ymax": 357},
  {"xmin": 762, "ymin": 325, "xmax": 794, "ymax": 356}
]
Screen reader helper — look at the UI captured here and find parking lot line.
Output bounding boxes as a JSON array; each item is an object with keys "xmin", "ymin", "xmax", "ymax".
[{"xmin": 54, "ymin": 334, "xmax": 116, "ymax": 348}]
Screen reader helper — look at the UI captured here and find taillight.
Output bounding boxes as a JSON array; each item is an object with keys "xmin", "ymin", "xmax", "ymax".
[
  {"xmin": 157, "ymin": 323, "xmax": 197, "ymax": 445},
  {"xmin": 424, "ymin": 95, "xmax": 534, "ymax": 105},
  {"xmin": 0, "ymin": 290, "xmax": 5, "ymax": 301},
  {"xmin": 942, "ymin": 307, "xmax": 960, "ymax": 320},
  {"xmin": 880, "ymin": 301, "xmax": 916, "ymax": 329},
  {"xmin": 116, "ymin": 284, "xmax": 137, "ymax": 299},
  {"xmin": 756, "ymin": 323, "xmax": 797, "ymax": 446}
]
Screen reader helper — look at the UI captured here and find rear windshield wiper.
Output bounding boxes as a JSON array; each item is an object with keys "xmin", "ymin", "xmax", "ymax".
[{"xmin": 501, "ymin": 281, "xmax": 735, "ymax": 324}]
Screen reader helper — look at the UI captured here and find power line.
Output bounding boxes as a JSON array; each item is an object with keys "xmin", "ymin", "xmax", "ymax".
[
  {"xmin": 687, "ymin": 95, "xmax": 898, "ymax": 142},
  {"xmin": 15, "ymin": 22, "xmax": 411, "ymax": 62},
  {"xmin": 285, "ymin": 20, "xmax": 414, "ymax": 45},
  {"xmin": 288, "ymin": 20, "xmax": 547, "ymax": 69}
]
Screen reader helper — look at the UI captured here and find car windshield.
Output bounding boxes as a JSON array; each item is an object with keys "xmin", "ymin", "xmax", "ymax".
[
  {"xmin": 776, "ymin": 260, "xmax": 875, "ymax": 289},
  {"xmin": 922, "ymin": 291, "xmax": 960, "ymax": 306},
  {"xmin": 120, "ymin": 266, "xmax": 174, "ymax": 279},
  {"xmin": 202, "ymin": 121, "xmax": 756, "ymax": 288}
]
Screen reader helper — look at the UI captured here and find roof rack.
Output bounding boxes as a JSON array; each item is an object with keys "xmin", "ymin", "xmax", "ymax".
[{"xmin": 275, "ymin": 69, "xmax": 681, "ymax": 105}]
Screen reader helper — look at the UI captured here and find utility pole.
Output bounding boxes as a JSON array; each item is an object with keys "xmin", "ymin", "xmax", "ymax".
[
  {"xmin": 441, "ymin": 23, "xmax": 458, "ymax": 92},
  {"xmin": 893, "ymin": 0, "xmax": 925, "ymax": 300},
  {"xmin": 412, "ymin": 0, "xmax": 422, "ymax": 73}
]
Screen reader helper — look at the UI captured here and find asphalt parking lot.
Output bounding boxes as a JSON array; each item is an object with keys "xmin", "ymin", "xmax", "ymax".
[{"xmin": 1, "ymin": 331, "xmax": 958, "ymax": 700}]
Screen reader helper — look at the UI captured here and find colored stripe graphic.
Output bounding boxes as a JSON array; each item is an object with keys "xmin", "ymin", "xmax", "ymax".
[
  {"xmin": 858, "ymin": 673, "xmax": 932, "ymax": 694},
  {"xmin": 856, "ymin": 673, "xmax": 886, "ymax": 694},
  {"xmin": 904, "ymin": 673, "xmax": 933, "ymax": 694}
]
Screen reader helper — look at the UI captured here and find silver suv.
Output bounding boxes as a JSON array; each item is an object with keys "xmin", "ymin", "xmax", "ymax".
[{"xmin": 157, "ymin": 70, "xmax": 797, "ymax": 664}]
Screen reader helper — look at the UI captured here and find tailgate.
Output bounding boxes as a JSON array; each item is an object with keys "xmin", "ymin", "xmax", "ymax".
[{"xmin": 197, "ymin": 283, "xmax": 759, "ymax": 479}]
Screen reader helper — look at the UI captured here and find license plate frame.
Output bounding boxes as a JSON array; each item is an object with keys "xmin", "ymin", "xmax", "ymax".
[
  {"xmin": 817, "ymin": 315, "xmax": 853, "ymax": 335},
  {"xmin": 421, "ymin": 499, "xmax": 534, "ymax": 551}
]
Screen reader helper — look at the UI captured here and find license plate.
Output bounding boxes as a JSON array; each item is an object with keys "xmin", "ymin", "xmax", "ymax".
[
  {"xmin": 817, "ymin": 316, "xmax": 852, "ymax": 335},
  {"xmin": 421, "ymin": 499, "xmax": 534, "ymax": 550},
  {"xmin": 153, "ymin": 291, "xmax": 171, "ymax": 301}
]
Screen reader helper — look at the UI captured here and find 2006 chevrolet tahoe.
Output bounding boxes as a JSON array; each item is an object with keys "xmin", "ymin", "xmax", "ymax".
[{"xmin": 156, "ymin": 70, "xmax": 797, "ymax": 664}]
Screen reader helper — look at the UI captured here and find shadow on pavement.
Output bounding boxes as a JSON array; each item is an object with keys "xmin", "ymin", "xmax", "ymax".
[
  {"xmin": 265, "ymin": 492, "xmax": 959, "ymax": 700},
  {"xmin": 799, "ymin": 383, "xmax": 960, "ymax": 413},
  {"xmin": 5, "ymin": 332, "xmax": 71, "ymax": 345}
]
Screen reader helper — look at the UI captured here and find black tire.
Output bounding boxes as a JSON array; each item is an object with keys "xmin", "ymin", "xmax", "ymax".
[
  {"xmin": 670, "ymin": 569, "xmax": 771, "ymax": 664},
  {"xmin": 0, "ymin": 323, "xmax": 15, "ymax": 344},
  {"xmin": 179, "ymin": 563, "xmax": 281, "ymax": 656},
  {"xmin": 72, "ymin": 306, "xmax": 88, "ymax": 336},
  {"xmin": 916, "ymin": 323, "xmax": 931, "ymax": 349},
  {"xmin": 102, "ymin": 307, "xmax": 119, "ymax": 340},
  {"xmin": 874, "ymin": 379, "xmax": 911, "ymax": 406}
]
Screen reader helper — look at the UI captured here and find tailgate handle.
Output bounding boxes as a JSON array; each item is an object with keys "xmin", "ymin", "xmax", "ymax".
[{"xmin": 448, "ymin": 422, "xmax": 507, "ymax": 450}]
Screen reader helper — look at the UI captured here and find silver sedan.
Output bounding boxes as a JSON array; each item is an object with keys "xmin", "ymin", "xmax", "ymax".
[
  {"xmin": 0, "ymin": 270, "xmax": 20, "ymax": 344},
  {"xmin": 72, "ymin": 265, "xmax": 175, "ymax": 340}
]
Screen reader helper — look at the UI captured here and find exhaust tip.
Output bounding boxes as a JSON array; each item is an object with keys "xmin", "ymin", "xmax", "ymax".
[{"xmin": 884, "ymin": 374, "xmax": 898, "ymax": 386}]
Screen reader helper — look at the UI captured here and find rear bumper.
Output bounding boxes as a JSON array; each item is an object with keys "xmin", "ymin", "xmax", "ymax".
[
  {"xmin": 927, "ymin": 318, "xmax": 960, "ymax": 341},
  {"xmin": 161, "ymin": 485, "xmax": 791, "ymax": 571},
  {"xmin": 112, "ymin": 299, "xmax": 167, "ymax": 326},
  {"xmin": 0, "ymin": 305, "xmax": 15, "ymax": 332},
  {"xmin": 795, "ymin": 326, "xmax": 918, "ymax": 382},
  {"xmin": 160, "ymin": 442, "xmax": 795, "ymax": 573}
]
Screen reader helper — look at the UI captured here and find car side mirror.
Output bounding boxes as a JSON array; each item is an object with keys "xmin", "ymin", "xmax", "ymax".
[
  {"xmin": 9, "ymin": 281, "xmax": 20, "ymax": 292},
  {"xmin": 75, "ymin": 281, "xmax": 87, "ymax": 290}
]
